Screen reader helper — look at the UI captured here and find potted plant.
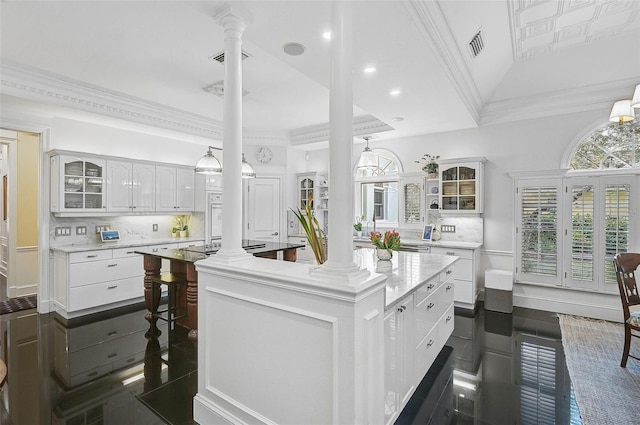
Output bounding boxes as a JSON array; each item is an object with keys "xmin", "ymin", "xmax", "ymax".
[
  {"xmin": 353, "ymin": 215, "xmax": 364, "ymax": 237},
  {"xmin": 370, "ymin": 230, "xmax": 401, "ymax": 260},
  {"xmin": 175, "ymin": 216, "xmax": 188, "ymax": 238},
  {"xmin": 171, "ymin": 227, "xmax": 179, "ymax": 238},
  {"xmin": 290, "ymin": 200, "xmax": 326, "ymax": 264},
  {"xmin": 415, "ymin": 154, "xmax": 440, "ymax": 178}
]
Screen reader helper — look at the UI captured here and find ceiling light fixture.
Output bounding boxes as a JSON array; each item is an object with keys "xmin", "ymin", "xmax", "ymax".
[
  {"xmin": 390, "ymin": 117, "xmax": 404, "ymax": 122},
  {"xmin": 283, "ymin": 42, "xmax": 306, "ymax": 56},
  {"xmin": 323, "ymin": 31, "xmax": 331, "ymax": 40},
  {"xmin": 609, "ymin": 84, "xmax": 639, "ymax": 124},
  {"xmin": 390, "ymin": 89, "xmax": 401, "ymax": 96},
  {"xmin": 194, "ymin": 146, "xmax": 256, "ymax": 178},
  {"xmin": 364, "ymin": 66, "xmax": 376, "ymax": 73},
  {"xmin": 357, "ymin": 136, "xmax": 376, "ymax": 170}
]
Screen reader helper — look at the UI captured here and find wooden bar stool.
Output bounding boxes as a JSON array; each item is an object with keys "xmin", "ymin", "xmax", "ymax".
[{"xmin": 150, "ymin": 272, "xmax": 188, "ymax": 331}]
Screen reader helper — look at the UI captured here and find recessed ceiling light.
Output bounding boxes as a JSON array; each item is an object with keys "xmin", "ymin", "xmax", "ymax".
[
  {"xmin": 364, "ymin": 66, "xmax": 377, "ymax": 73},
  {"xmin": 323, "ymin": 31, "xmax": 331, "ymax": 40},
  {"xmin": 283, "ymin": 42, "xmax": 306, "ymax": 56},
  {"xmin": 390, "ymin": 117, "xmax": 404, "ymax": 122},
  {"xmin": 390, "ymin": 89, "xmax": 401, "ymax": 96}
]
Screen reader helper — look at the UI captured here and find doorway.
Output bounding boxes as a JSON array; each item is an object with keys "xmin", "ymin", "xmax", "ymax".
[
  {"xmin": 245, "ymin": 177, "xmax": 282, "ymax": 243},
  {"xmin": 0, "ymin": 129, "xmax": 40, "ymax": 301}
]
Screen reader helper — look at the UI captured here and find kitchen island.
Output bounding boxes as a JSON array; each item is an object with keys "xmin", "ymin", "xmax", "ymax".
[
  {"xmin": 193, "ymin": 248, "xmax": 458, "ymax": 424},
  {"xmin": 135, "ymin": 240, "xmax": 304, "ymax": 340}
]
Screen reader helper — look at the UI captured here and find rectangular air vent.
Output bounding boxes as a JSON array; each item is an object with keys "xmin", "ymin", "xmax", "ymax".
[
  {"xmin": 209, "ymin": 50, "xmax": 251, "ymax": 64},
  {"xmin": 468, "ymin": 29, "xmax": 484, "ymax": 58}
]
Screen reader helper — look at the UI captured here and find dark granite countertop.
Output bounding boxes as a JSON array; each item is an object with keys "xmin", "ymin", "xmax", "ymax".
[{"xmin": 134, "ymin": 240, "xmax": 305, "ymax": 263}]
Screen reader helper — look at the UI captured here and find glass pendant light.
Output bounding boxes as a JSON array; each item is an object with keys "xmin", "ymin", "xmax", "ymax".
[
  {"xmin": 357, "ymin": 136, "xmax": 376, "ymax": 169},
  {"xmin": 195, "ymin": 146, "xmax": 223, "ymax": 175},
  {"xmin": 241, "ymin": 153, "xmax": 256, "ymax": 179}
]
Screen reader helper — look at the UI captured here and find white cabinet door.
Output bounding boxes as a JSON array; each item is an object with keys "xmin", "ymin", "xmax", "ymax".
[
  {"xmin": 176, "ymin": 167, "xmax": 195, "ymax": 211},
  {"xmin": 155, "ymin": 165, "xmax": 177, "ymax": 212},
  {"xmin": 132, "ymin": 163, "xmax": 155, "ymax": 211},
  {"xmin": 247, "ymin": 178, "xmax": 281, "ymax": 242},
  {"xmin": 106, "ymin": 160, "xmax": 133, "ymax": 212}
]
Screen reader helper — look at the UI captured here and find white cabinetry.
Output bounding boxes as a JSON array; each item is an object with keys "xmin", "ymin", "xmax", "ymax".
[
  {"xmin": 439, "ymin": 157, "xmax": 486, "ymax": 214},
  {"xmin": 155, "ymin": 165, "xmax": 195, "ymax": 212},
  {"xmin": 384, "ymin": 264, "xmax": 455, "ymax": 425},
  {"xmin": 297, "ymin": 172, "xmax": 328, "ymax": 211},
  {"xmin": 54, "ymin": 248, "xmax": 145, "ymax": 316},
  {"xmin": 399, "ymin": 174, "xmax": 425, "ymax": 229},
  {"xmin": 431, "ymin": 246, "xmax": 478, "ymax": 310},
  {"xmin": 106, "ymin": 160, "xmax": 155, "ymax": 212},
  {"xmin": 288, "ymin": 235, "xmax": 315, "ymax": 263},
  {"xmin": 51, "ymin": 155, "xmax": 106, "ymax": 212}
]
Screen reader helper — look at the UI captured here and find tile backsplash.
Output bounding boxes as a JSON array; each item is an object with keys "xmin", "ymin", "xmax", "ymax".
[{"xmin": 49, "ymin": 214, "xmax": 204, "ymax": 247}]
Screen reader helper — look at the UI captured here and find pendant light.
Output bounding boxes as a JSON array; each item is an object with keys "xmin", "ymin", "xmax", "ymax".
[
  {"xmin": 631, "ymin": 84, "xmax": 640, "ymax": 109},
  {"xmin": 241, "ymin": 153, "xmax": 256, "ymax": 179},
  {"xmin": 357, "ymin": 136, "xmax": 376, "ymax": 169},
  {"xmin": 609, "ymin": 100, "xmax": 635, "ymax": 125},
  {"xmin": 195, "ymin": 146, "xmax": 223, "ymax": 175}
]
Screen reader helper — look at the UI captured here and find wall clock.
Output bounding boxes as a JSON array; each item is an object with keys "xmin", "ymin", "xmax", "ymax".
[{"xmin": 256, "ymin": 147, "xmax": 273, "ymax": 164}]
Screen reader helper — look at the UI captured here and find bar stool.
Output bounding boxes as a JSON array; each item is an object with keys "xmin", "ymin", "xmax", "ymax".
[{"xmin": 150, "ymin": 272, "xmax": 188, "ymax": 331}]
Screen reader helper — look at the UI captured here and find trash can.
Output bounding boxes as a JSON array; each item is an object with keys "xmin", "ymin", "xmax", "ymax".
[{"xmin": 484, "ymin": 269, "xmax": 513, "ymax": 314}]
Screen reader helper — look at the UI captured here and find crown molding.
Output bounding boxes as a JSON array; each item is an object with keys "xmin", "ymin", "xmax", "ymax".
[
  {"xmin": 480, "ymin": 77, "xmax": 640, "ymax": 126},
  {"xmin": 289, "ymin": 115, "xmax": 394, "ymax": 147},
  {"xmin": 403, "ymin": 0, "xmax": 483, "ymax": 125}
]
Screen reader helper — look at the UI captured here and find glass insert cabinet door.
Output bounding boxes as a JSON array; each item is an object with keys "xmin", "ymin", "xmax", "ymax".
[
  {"xmin": 299, "ymin": 177, "xmax": 314, "ymax": 209},
  {"xmin": 439, "ymin": 160, "xmax": 484, "ymax": 213},
  {"xmin": 57, "ymin": 157, "xmax": 106, "ymax": 210}
]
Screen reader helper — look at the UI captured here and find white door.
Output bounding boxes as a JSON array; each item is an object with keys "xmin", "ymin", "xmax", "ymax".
[{"xmin": 247, "ymin": 177, "xmax": 281, "ymax": 242}]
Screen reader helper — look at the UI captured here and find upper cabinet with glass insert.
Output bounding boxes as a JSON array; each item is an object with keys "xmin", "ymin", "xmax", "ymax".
[
  {"xmin": 297, "ymin": 172, "xmax": 328, "ymax": 210},
  {"xmin": 51, "ymin": 155, "xmax": 106, "ymax": 213},
  {"xmin": 439, "ymin": 158, "xmax": 486, "ymax": 214}
]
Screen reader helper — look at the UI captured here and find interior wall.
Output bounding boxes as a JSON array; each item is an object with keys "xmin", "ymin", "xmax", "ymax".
[{"xmin": 17, "ymin": 132, "xmax": 38, "ymax": 247}]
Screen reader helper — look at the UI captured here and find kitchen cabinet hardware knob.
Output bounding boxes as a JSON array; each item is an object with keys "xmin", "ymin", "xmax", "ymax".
[
  {"xmin": 107, "ymin": 353, "xmax": 117, "ymax": 359},
  {"xmin": 446, "ymin": 285, "xmax": 452, "ymax": 291},
  {"xmin": 86, "ymin": 255, "xmax": 98, "ymax": 258},
  {"xmin": 397, "ymin": 307, "xmax": 403, "ymax": 312},
  {"xmin": 427, "ymin": 302, "xmax": 434, "ymax": 309},
  {"xmin": 427, "ymin": 284, "xmax": 434, "ymax": 289},
  {"xmin": 107, "ymin": 285, "xmax": 118, "ymax": 290},
  {"xmin": 132, "ymin": 206, "xmax": 136, "ymax": 209},
  {"xmin": 446, "ymin": 316, "xmax": 452, "ymax": 322},
  {"xmin": 127, "ymin": 358, "xmax": 135, "ymax": 363},
  {"xmin": 446, "ymin": 270, "xmax": 452, "ymax": 274},
  {"xmin": 88, "ymin": 371, "xmax": 98, "ymax": 377},
  {"xmin": 272, "ymin": 231, "xmax": 279, "ymax": 236},
  {"xmin": 446, "ymin": 251, "xmax": 455, "ymax": 255},
  {"xmin": 107, "ymin": 263, "xmax": 118, "ymax": 267},
  {"xmin": 427, "ymin": 340, "xmax": 434, "ymax": 347},
  {"xmin": 107, "ymin": 331, "xmax": 117, "ymax": 336}
]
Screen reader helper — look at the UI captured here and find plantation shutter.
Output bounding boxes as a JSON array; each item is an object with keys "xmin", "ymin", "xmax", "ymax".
[
  {"xmin": 602, "ymin": 177, "xmax": 631, "ymax": 291},
  {"xmin": 516, "ymin": 179, "xmax": 562, "ymax": 285}
]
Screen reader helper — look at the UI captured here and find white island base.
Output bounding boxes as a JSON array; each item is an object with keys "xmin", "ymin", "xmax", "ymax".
[{"xmin": 193, "ymin": 249, "xmax": 458, "ymax": 424}]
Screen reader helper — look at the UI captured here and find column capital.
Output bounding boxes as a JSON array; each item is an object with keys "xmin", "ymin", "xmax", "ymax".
[{"xmin": 214, "ymin": 5, "xmax": 253, "ymax": 29}]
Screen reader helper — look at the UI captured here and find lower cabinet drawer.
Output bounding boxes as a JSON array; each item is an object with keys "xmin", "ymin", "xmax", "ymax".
[
  {"xmin": 415, "ymin": 327, "xmax": 439, "ymax": 381},
  {"xmin": 440, "ymin": 304, "xmax": 455, "ymax": 343},
  {"xmin": 69, "ymin": 256, "xmax": 143, "ymax": 287},
  {"xmin": 68, "ymin": 277, "xmax": 144, "ymax": 312}
]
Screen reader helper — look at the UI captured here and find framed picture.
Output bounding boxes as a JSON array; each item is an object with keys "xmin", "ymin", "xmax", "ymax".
[
  {"xmin": 422, "ymin": 225, "xmax": 433, "ymax": 242},
  {"xmin": 100, "ymin": 230, "xmax": 120, "ymax": 242}
]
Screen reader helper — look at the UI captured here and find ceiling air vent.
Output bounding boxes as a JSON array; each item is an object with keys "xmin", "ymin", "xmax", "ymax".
[
  {"xmin": 468, "ymin": 29, "xmax": 484, "ymax": 58},
  {"xmin": 209, "ymin": 50, "xmax": 252, "ymax": 64}
]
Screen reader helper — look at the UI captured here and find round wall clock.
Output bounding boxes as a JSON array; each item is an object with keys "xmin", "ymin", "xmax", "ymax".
[{"xmin": 256, "ymin": 147, "xmax": 273, "ymax": 164}]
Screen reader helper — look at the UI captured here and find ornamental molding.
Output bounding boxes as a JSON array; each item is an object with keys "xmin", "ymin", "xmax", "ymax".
[
  {"xmin": 480, "ymin": 77, "xmax": 640, "ymax": 126},
  {"xmin": 289, "ymin": 115, "xmax": 394, "ymax": 146},
  {"xmin": 403, "ymin": 0, "xmax": 483, "ymax": 125}
]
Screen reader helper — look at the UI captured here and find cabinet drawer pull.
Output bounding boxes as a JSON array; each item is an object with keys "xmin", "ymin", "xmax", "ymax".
[
  {"xmin": 427, "ymin": 302, "xmax": 435, "ymax": 309},
  {"xmin": 446, "ymin": 316, "xmax": 452, "ymax": 322},
  {"xmin": 107, "ymin": 353, "xmax": 118, "ymax": 359},
  {"xmin": 107, "ymin": 285, "xmax": 118, "ymax": 290},
  {"xmin": 87, "ymin": 371, "xmax": 98, "ymax": 377},
  {"xmin": 427, "ymin": 340, "xmax": 434, "ymax": 347},
  {"xmin": 107, "ymin": 331, "xmax": 118, "ymax": 336},
  {"xmin": 126, "ymin": 358, "xmax": 135, "ymax": 363},
  {"xmin": 427, "ymin": 284, "xmax": 434, "ymax": 290},
  {"xmin": 446, "ymin": 285, "xmax": 452, "ymax": 291},
  {"xmin": 86, "ymin": 254, "xmax": 98, "ymax": 258},
  {"xmin": 397, "ymin": 305, "xmax": 406, "ymax": 313},
  {"xmin": 446, "ymin": 269, "xmax": 453, "ymax": 275},
  {"xmin": 107, "ymin": 263, "xmax": 118, "ymax": 267},
  {"xmin": 126, "ymin": 251, "xmax": 134, "ymax": 254},
  {"xmin": 446, "ymin": 251, "xmax": 455, "ymax": 256}
]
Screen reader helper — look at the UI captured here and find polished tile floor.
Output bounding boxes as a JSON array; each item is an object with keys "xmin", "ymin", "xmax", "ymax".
[{"xmin": 0, "ymin": 302, "xmax": 581, "ymax": 425}]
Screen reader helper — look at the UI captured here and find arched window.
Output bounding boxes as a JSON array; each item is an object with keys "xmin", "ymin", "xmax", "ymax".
[
  {"xmin": 571, "ymin": 122, "xmax": 639, "ymax": 170},
  {"xmin": 354, "ymin": 150, "xmax": 402, "ymax": 226}
]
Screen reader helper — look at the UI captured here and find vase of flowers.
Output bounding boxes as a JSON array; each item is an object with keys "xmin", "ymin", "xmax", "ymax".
[
  {"xmin": 370, "ymin": 230, "xmax": 401, "ymax": 260},
  {"xmin": 353, "ymin": 215, "xmax": 364, "ymax": 237},
  {"xmin": 415, "ymin": 154, "xmax": 440, "ymax": 179}
]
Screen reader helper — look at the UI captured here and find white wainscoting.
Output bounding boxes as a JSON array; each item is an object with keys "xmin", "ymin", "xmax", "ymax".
[{"xmin": 11, "ymin": 246, "xmax": 38, "ymax": 297}]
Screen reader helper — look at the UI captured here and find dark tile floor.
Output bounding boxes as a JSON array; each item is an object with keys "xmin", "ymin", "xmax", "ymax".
[{"xmin": 0, "ymin": 302, "xmax": 582, "ymax": 425}]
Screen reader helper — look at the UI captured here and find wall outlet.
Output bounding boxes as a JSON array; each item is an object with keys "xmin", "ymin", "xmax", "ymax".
[
  {"xmin": 441, "ymin": 225, "xmax": 456, "ymax": 233},
  {"xmin": 152, "ymin": 223, "xmax": 158, "ymax": 232},
  {"xmin": 95, "ymin": 225, "xmax": 112, "ymax": 234},
  {"xmin": 55, "ymin": 226, "xmax": 72, "ymax": 236},
  {"xmin": 76, "ymin": 226, "xmax": 87, "ymax": 236}
]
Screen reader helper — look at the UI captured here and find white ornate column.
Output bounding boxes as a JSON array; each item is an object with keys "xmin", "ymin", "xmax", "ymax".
[
  {"xmin": 214, "ymin": 7, "xmax": 252, "ymax": 261},
  {"xmin": 320, "ymin": 1, "xmax": 367, "ymax": 280}
]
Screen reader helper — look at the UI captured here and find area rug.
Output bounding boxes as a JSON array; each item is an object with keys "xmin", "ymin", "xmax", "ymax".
[
  {"xmin": 559, "ymin": 314, "xmax": 640, "ymax": 425},
  {"xmin": 0, "ymin": 295, "xmax": 36, "ymax": 315}
]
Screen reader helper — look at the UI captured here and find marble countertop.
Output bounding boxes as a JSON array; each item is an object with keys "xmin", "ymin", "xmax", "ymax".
[
  {"xmin": 353, "ymin": 237, "xmax": 482, "ymax": 250},
  {"xmin": 51, "ymin": 237, "xmax": 204, "ymax": 253},
  {"xmin": 353, "ymin": 248, "xmax": 459, "ymax": 309}
]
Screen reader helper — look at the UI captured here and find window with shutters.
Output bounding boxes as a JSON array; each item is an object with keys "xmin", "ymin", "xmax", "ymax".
[{"xmin": 354, "ymin": 149, "xmax": 401, "ymax": 227}]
